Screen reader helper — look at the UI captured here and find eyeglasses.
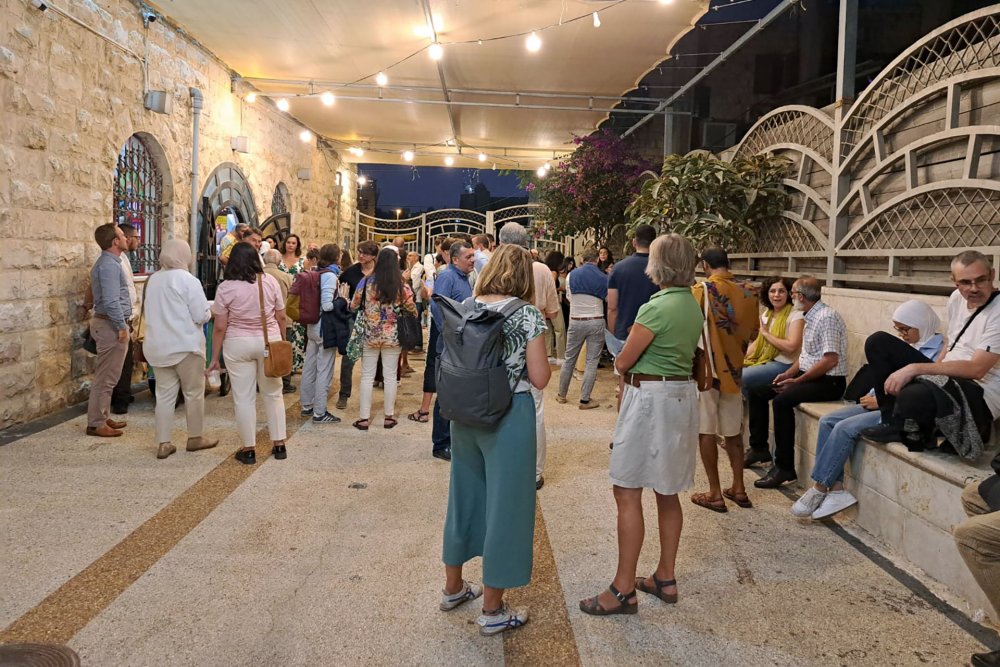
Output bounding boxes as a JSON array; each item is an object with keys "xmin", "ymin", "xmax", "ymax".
[
  {"xmin": 893, "ymin": 324, "xmax": 914, "ymax": 335},
  {"xmin": 954, "ymin": 276, "xmax": 992, "ymax": 288}
]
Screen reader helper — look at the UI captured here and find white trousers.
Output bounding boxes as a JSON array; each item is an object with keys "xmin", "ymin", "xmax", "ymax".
[
  {"xmin": 531, "ymin": 385, "xmax": 546, "ymax": 481},
  {"xmin": 301, "ymin": 323, "xmax": 337, "ymax": 417},
  {"xmin": 151, "ymin": 352, "xmax": 206, "ymax": 444},
  {"xmin": 223, "ymin": 336, "xmax": 287, "ymax": 447},
  {"xmin": 359, "ymin": 346, "xmax": 401, "ymax": 420}
]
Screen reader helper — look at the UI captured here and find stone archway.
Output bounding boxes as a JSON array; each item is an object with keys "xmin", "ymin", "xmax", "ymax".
[{"xmin": 197, "ymin": 162, "xmax": 259, "ymax": 297}]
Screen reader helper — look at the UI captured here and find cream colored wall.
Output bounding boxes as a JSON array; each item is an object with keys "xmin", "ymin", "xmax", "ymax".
[{"xmin": 0, "ymin": 0, "xmax": 356, "ymax": 429}]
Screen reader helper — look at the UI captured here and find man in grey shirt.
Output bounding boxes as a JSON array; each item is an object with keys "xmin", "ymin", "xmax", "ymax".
[{"xmin": 87, "ymin": 223, "xmax": 132, "ymax": 437}]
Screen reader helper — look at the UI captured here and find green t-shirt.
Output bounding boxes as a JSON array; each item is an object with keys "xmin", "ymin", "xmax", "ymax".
[{"xmin": 629, "ymin": 287, "xmax": 703, "ymax": 377}]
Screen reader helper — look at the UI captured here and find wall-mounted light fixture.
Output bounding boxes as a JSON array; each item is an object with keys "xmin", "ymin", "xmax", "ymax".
[
  {"xmin": 230, "ymin": 136, "xmax": 250, "ymax": 153},
  {"xmin": 143, "ymin": 90, "xmax": 172, "ymax": 115},
  {"xmin": 297, "ymin": 168, "xmax": 312, "ymax": 180}
]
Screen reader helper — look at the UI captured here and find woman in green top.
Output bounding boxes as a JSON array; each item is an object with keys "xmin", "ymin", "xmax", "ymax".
[{"xmin": 580, "ymin": 233, "xmax": 703, "ymax": 617}]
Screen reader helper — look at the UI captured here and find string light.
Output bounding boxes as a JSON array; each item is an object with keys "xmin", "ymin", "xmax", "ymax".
[
  {"xmin": 526, "ymin": 32, "xmax": 541, "ymax": 53},
  {"xmin": 357, "ymin": 176, "xmax": 368, "ymax": 186},
  {"xmin": 375, "ymin": 71, "xmax": 388, "ymax": 86},
  {"xmin": 276, "ymin": 98, "xmax": 290, "ymax": 112},
  {"xmin": 349, "ymin": 146, "xmax": 364, "ymax": 157},
  {"xmin": 320, "ymin": 91, "xmax": 335, "ymax": 106},
  {"xmin": 658, "ymin": 0, "xmax": 674, "ymax": 4},
  {"xmin": 245, "ymin": 93, "xmax": 257, "ymax": 103},
  {"xmin": 444, "ymin": 156, "xmax": 455, "ymax": 166},
  {"xmin": 592, "ymin": 12, "xmax": 601, "ymax": 27},
  {"xmin": 478, "ymin": 153, "xmax": 487, "ymax": 162},
  {"xmin": 402, "ymin": 150, "xmax": 415, "ymax": 162},
  {"xmin": 429, "ymin": 42, "xmax": 444, "ymax": 60},
  {"xmin": 299, "ymin": 129, "xmax": 313, "ymax": 142},
  {"xmin": 536, "ymin": 166, "xmax": 547, "ymax": 177}
]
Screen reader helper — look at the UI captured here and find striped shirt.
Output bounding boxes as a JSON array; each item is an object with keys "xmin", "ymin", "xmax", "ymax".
[{"xmin": 799, "ymin": 301, "xmax": 848, "ymax": 376}]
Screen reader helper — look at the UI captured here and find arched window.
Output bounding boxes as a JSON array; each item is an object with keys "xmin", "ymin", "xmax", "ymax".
[
  {"xmin": 113, "ymin": 135, "xmax": 164, "ymax": 274},
  {"xmin": 272, "ymin": 182, "xmax": 290, "ymax": 216}
]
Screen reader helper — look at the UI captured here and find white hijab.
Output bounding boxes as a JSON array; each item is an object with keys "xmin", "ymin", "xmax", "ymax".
[{"xmin": 892, "ymin": 299, "xmax": 941, "ymax": 348}]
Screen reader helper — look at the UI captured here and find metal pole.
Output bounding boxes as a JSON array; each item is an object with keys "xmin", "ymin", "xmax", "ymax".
[
  {"xmin": 828, "ymin": 0, "xmax": 858, "ymax": 285},
  {"xmin": 188, "ymin": 88, "xmax": 203, "ymax": 274}
]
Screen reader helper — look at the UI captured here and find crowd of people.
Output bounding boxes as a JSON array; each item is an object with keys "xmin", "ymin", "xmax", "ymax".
[{"xmin": 84, "ymin": 220, "xmax": 1000, "ymax": 663}]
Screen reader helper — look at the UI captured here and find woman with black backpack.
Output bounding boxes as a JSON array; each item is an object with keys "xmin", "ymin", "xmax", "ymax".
[
  {"xmin": 438, "ymin": 244, "xmax": 551, "ymax": 636},
  {"xmin": 349, "ymin": 248, "xmax": 418, "ymax": 430}
]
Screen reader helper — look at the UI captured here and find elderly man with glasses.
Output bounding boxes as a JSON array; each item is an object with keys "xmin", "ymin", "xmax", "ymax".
[
  {"xmin": 746, "ymin": 275, "xmax": 849, "ymax": 489},
  {"xmin": 861, "ymin": 250, "xmax": 1000, "ymax": 455}
]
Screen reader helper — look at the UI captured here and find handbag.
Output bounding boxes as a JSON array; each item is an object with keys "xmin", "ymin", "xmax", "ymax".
[
  {"xmin": 693, "ymin": 283, "xmax": 716, "ymax": 392},
  {"xmin": 397, "ymin": 309, "xmax": 420, "ymax": 350},
  {"xmin": 133, "ymin": 278, "xmax": 150, "ymax": 364},
  {"xmin": 258, "ymin": 275, "xmax": 293, "ymax": 377},
  {"xmin": 346, "ymin": 278, "xmax": 367, "ymax": 362}
]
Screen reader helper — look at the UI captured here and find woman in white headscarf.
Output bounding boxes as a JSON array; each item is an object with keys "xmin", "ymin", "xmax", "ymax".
[
  {"xmin": 789, "ymin": 299, "xmax": 944, "ymax": 520},
  {"xmin": 143, "ymin": 239, "xmax": 219, "ymax": 460}
]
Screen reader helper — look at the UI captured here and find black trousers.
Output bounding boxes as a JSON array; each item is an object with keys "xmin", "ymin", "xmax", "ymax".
[
  {"xmin": 748, "ymin": 373, "xmax": 846, "ymax": 472},
  {"xmin": 865, "ymin": 330, "xmax": 992, "ymax": 439},
  {"xmin": 423, "ymin": 320, "xmax": 439, "ymax": 394},
  {"xmin": 111, "ymin": 338, "xmax": 134, "ymax": 411}
]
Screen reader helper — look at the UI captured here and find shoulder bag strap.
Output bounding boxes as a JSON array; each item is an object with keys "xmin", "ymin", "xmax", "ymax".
[
  {"xmin": 949, "ymin": 289, "xmax": 1000, "ymax": 352},
  {"xmin": 136, "ymin": 275, "xmax": 151, "ymax": 333},
  {"xmin": 257, "ymin": 274, "xmax": 270, "ymax": 349}
]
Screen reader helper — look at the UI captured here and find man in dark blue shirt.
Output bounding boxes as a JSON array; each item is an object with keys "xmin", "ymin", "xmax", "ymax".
[
  {"xmin": 607, "ymin": 224, "xmax": 659, "ymax": 341},
  {"xmin": 429, "ymin": 241, "xmax": 475, "ymax": 460}
]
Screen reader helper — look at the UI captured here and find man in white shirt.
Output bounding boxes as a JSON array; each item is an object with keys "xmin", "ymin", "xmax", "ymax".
[
  {"xmin": 472, "ymin": 234, "xmax": 492, "ymax": 274},
  {"xmin": 862, "ymin": 250, "xmax": 1000, "ymax": 453},
  {"xmin": 111, "ymin": 223, "xmax": 141, "ymax": 414}
]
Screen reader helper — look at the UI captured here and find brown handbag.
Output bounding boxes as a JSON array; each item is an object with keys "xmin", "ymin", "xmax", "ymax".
[{"xmin": 258, "ymin": 275, "xmax": 293, "ymax": 378}]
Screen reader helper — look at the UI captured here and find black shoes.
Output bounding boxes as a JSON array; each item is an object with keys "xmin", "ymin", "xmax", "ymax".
[
  {"xmin": 860, "ymin": 423, "xmax": 901, "ymax": 443},
  {"xmin": 536, "ymin": 476, "xmax": 545, "ymax": 490},
  {"xmin": 754, "ymin": 467, "xmax": 797, "ymax": 489},
  {"xmin": 235, "ymin": 449, "xmax": 256, "ymax": 465},
  {"xmin": 744, "ymin": 448, "xmax": 773, "ymax": 468},
  {"xmin": 272, "ymin": 445, "xmax": 287, "ymax": 460},
  {"xmin": 972, "ymin": 649, "xmax": 1000, "ymax": 666},
  {"xmin": 432, "ymin": 448, "xmax": 451, "ymax": 461},
  {"xmin": 111, "ymin": 405, "xmax": 129, "ymax": 415}
]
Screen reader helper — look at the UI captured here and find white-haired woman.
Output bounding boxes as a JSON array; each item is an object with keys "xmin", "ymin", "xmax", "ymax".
[
  {"xmin": 143, "ymin": 239, "xmax": 218, "ymax": 459},
  {"xmin": 580, "ymin": 233, "xmax": 703, "ymax": 616}
]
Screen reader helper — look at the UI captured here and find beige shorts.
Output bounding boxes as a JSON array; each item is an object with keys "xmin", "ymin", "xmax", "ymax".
[{"xmin": 698, "ymin": 388, "xmax": 743, "ymax": 437}]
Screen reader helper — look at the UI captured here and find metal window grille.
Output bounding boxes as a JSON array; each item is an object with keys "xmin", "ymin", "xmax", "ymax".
[
  {"xmin": 113, "ymin": 135, "xmax": 162, "ymax": 274},
  {"xmin": 272, "ymin": 183, "xmax": 288, "ymax": 216}
]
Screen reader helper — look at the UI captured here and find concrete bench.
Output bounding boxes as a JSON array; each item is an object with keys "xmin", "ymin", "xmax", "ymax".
[{"xmin": 792, "ymin": 400, "xmax": 998, "ymax": 619}]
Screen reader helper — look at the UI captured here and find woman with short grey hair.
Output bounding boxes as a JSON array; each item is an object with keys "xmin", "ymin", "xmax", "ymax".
[{"xmin": 580, "ymin": 233, "xmax": 702, "ymax": 616}]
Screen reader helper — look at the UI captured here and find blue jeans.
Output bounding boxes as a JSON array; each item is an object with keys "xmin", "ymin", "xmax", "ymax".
[
  {"xmin": 741, "ymin": 360, "xmax": 792, "ymax": 397},
  {"xmin": 812, "ymin": 404, "xmax": 881, "ymax": 487}
]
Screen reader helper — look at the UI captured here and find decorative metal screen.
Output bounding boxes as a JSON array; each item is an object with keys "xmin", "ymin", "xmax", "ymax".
[
  {"xmin": 113, "ymin": 135, "xmax": 162, "ymax": 274},
  {"xmin": 271, "ymin": 182, "xmax": 289, "ymax": 216}
]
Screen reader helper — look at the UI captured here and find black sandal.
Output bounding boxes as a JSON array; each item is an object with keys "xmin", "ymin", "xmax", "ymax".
[
  {"xmin": 352, "ymin": 419, "xmax": 370, "ymax": 431},
  {"xmin": 635, "ymin": 574, "xmax": 678, "ymax": 604},
  {"xmin": 578, "ymin": 583, "xmax": 637, "ymax": 616}
]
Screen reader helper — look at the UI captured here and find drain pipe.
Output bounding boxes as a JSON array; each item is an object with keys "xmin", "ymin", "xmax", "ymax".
[{"xmin": 188, "ymin": 87, "xmax": 203, "ymax": 273}]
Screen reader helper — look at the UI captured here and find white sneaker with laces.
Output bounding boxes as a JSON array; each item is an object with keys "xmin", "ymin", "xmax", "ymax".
[
  {"xmin": 791, "ymin": 487, "xmax": 827, "ymax": 517},
  {"xmin": 440, "ymin": 581, "xmax": 483, "ymax": 611},
  {"xmin": 811, "ymin": 490, "xmax": 858, "ymax": 519},
  {"xmin": 477, "ymin": 603, "xmax": 529, "ymax": 636}
]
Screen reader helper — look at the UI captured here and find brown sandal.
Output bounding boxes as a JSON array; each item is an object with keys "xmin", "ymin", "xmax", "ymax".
[
  {"xmin": 636, "ymin": 574, "xmax": 678, "ymax": 604},
  {"xmin": 690, "ymin": 491, "xmax": 728, "ymax": 513},
  {"xmin": 579, "ymin": 584, "xmax": 637, "ymax": 616},
  {"xmin": 723, "ymin": 487, "xmax": 753, "ymax": 508},
  {"xmin": 352, "ymin": 419, "xmax": 370, "ymax": 431},
  {"xmin": 383, "ymin": 416, "xmax": 398, "ymax": 429},
  {"xmin": 407, "ymin": 410, "xmax": 429, "ymax": 423}
]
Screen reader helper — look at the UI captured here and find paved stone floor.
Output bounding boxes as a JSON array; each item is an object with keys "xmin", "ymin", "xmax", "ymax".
[{"xmin": 1, "ymin": 352, "xmax": 998, "ymax": 666}]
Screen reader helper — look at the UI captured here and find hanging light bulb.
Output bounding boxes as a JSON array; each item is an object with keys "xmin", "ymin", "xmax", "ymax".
[
  {"xmin": 276, "ymin": 98, "xmax": 290, "ymax": 112},
  {"xmin": 658, "ymin": 0, "xmax": 674, "ymax": 4},
  {"xmin": 592, "ymin": 12, "xmax": 601, "ymax": 28},
  {"xmin": 478, "ymin": 153, "xmax": 487, "ymax": 162},
  {"xmin": 320, "ymin": 91, "xmax": 335, "ymax": 106},
  {"xmin": 543, "ymin": 162, "xmax": 551, "ymax": 171},
  {"xmin": 429, "ymin": 42, "xmax": 444, "ymax": 60},
  {"xmin": 402, "ymin": 150, "xmax": 415, "ymax": 162},
  {"xmin": 357, "ymin": 176, "xmax": 368, "ymax": 186},
  {"xmin": 444, "ymin": 156, "xmax": 455, "ymax": 167},
  {"xmin": 245, "ymin": 93, "xmax": 257, "ymax": 103},
  {"xmin": 299, "ymin": 129, "xmax": 313, "ymax": 143},
  {"xmin": 536, "ymin": 166, "xmax": 547, "ymax": 177},
  {"xmin": 526, "ymin": 32, "xmax": 541, "ymax": 53},
  {"xmin": 375, "ymin": 71, "xmax": 388, "ymax": 86}
]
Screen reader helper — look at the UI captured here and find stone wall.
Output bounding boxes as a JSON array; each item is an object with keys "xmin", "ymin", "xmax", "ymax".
[{"xmin": 0, "ymin": 0, "xmax": 357, "ymax": 429}]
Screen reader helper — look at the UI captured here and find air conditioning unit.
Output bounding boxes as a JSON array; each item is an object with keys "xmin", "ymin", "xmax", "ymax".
[{"xmin": 701, "ymin": 122, "xmax": 737, "ymax": 152}]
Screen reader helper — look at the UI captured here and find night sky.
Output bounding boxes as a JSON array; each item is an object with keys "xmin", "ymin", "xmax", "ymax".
[{"xmin": 358, "ymin": 164, "xmax": 528, "ymax": 211}]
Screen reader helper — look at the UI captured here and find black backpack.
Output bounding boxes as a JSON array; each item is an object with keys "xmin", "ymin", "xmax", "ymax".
[{"xmin": 433, "ymin": 295, "xmax": 530, "ymax": 428}]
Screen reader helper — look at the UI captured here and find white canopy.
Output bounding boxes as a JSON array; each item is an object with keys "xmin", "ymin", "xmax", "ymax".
[{"xmin": 149, "ymin": 0, "xmax": 707, "ymax": 167}]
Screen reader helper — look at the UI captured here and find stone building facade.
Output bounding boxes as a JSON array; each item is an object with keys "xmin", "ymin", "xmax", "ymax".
[{"xmin": 0, "ymin": 0, "xmax": 357, "ymax": 430}]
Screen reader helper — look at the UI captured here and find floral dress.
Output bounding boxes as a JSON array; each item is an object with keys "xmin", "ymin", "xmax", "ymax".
[
  {"xmin": 350, "ymin": 278, "xmax": 418, "ymax": 348},
  {"xmin": 279, "ymin": 256, "xmax": 307, "ymax": 371}
]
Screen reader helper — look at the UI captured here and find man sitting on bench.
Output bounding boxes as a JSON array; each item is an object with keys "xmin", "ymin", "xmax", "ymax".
[{"xmin": 861, "ymin": 250, "xmax": 1000, "ymax": 454}]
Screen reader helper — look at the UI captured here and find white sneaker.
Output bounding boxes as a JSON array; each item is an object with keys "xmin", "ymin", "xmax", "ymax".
[
  {"xmin": 554, "ymin": 358, "xmax": 565, "ymax": 366},
  {"xmin": 477, "ymin": 603, "xmax": 528, "ymax": 636},
  {"xmin": 811, "ymin": 490, "xmax": 858, "ymax": 519},
  {"xmin": 547, "ymin": 356, "xmax": 557, "ymax": 365},
  {"xmin": 440, "ymin": 580, "xmax": 483, "ymax": 611},
  {"xmin": 791, "ymin": 487, "xmax": 827, "ymax": 517}
]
